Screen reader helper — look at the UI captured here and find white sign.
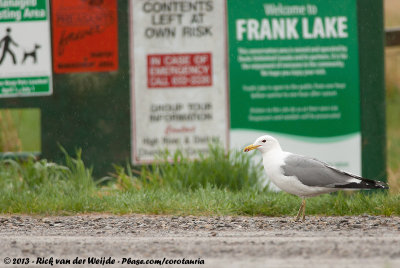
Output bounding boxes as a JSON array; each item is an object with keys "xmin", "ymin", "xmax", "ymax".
[
  {"xmin": 130, "ymin": 0, "xmax": 229, "ymax": 163},
  {"xmin": 0, "ymin": 0, "xmax": 52, "ymax": 97}
]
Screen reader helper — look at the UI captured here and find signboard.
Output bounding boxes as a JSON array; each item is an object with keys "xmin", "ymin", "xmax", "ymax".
[
  {"xmin": 51, "ymin": 0, "xmax": 118, "ymax": 73},
  {"xmin": 0, "ymin": 0, "xmax": 52, "ymax": 97},
  {"xmin": 228, "ymin": 0, "xmax": 361, "ymax": 175},
  {"xmin": 130, "ymin": 0, "xmax": 229, "ymax": 163}
]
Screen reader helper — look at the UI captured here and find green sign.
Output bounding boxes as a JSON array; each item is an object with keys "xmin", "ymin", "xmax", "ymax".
[
  {"xmin": 0, "ymin": 0, "xmax": 47, "ymax": 22},
  {"xmin": 0, "ymin": 0, "xmax": 52, "ymax": 97},
  {"xmin": 228, "ymin": 0, "xmax": 361, "ymax": 174}
]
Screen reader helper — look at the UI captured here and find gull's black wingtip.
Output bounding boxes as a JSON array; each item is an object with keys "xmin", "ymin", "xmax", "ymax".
[
  {"xmin": 376, "ymin": 181, "xmax": 389, "ymax": 190},
  {"xmin": 334, "ymin": 179, "xmax": 389, "ymax": 189}
]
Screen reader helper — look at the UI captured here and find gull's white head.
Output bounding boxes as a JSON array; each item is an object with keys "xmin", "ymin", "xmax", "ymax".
[{"xmin": 243, "ymin": 135, "xmax": 281, "ymax": 154}]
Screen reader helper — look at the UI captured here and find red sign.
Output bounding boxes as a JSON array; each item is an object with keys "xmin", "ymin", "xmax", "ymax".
[
  {"xmin": 51, "ymin": 0, "xmax": 118, "ymax": 73},
  {"xmin": 147, "ymin": 53, "xmax": 212, "ymax": 88}
]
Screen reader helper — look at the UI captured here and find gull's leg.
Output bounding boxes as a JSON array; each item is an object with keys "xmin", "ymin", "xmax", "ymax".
[
  {"xmin": 295, "ymin": 199, "xmax": 305, "ymax": 221},
  {"xmin": 301, "ymin": 199, "xmax": 306, "ymax": 222}
]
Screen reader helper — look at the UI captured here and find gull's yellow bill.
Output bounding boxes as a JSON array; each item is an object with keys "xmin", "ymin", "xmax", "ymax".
[{"xmin": 243, "ymin": 144, "xmax": 261, "ymax": 152}]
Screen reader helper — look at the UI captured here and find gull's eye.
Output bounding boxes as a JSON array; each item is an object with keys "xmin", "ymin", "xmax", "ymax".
[{"xmin": 262, "ymin": 139, "xmax": 266, "ymax": 143}]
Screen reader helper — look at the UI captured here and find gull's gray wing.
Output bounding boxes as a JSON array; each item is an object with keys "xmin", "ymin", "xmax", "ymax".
[{"xmin": 281, "ymin": 154, "xmax": 387, "ymax": 189}]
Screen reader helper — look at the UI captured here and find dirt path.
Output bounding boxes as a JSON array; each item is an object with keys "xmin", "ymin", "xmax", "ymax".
[{"xmin": 1, "ymin": 215, "xmax": 400, "ymax": 267}]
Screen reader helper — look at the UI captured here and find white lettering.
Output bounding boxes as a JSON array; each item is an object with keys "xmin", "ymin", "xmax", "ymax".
[
  {"xmin": 236, "ymin": 19, "xmax": 246, "ymax": 41},
  {"xmin": 337, "ymin": 17, "xmax": 348, "ymax": 38},
  {"xmin": 247, "ymin": 19, "xmax": 260, "ymax": 40}
]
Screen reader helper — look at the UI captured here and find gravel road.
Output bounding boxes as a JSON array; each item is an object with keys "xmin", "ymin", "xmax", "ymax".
[{"xmin": 1, "ymin": 215, "xmax": 400, "ymax": 267}]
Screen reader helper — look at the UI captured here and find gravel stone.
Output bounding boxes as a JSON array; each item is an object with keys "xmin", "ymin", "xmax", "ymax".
[{"xmin": 0, "ymin": 215, "xmax": 400, "ymax": 267}]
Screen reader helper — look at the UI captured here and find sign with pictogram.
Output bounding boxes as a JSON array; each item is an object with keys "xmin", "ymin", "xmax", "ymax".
[{"xmin": 0, "ymin": 0, "xmax": 52, "ymax": 98}]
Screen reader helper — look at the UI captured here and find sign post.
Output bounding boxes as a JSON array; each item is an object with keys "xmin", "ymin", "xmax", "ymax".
[
  {"xmin": 0, "ymin": 0, "xmax": 385, "ymax": 180},
  {"xmin": 51, "ymin": 0, "xmax": 119, "ymax": 73},
  {"xmin": 130, "ymin": 0, "xmax": 229, "ymax": 163},
  {"xmin": 0, "ymin": 0, "xmax": 52, "ymax": 97},
  {"xmin": 228, "ymin": 0, "xmax": 362, "ymax": 175}
]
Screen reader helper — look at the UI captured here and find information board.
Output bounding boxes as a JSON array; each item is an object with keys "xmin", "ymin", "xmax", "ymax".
[
  {"xmin": 130, "ymin": 0, "xmax": 229, "ymax": 163},
  {"xmin": 228, "ymin": 0, "xmax": 361, "ymax": 174},
  {"xmin": 0, "ymin": 0, "xmax": 52, "ymax": 97},
  {"xmin": 51, "ymin": 0, "xmax": 118, "ymax": 73}
]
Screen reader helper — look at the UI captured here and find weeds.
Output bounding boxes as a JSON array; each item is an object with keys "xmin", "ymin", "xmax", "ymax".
[
  {"xmin": 112, "ymin": 145, "xmax": 263, "ymax": 192},
  {"xmin": 0, "ymin": 148, "xmax": 97, "ymax": 214},
  {"xmin": 0, "ymin": 146, "xmax": 397, "ymax": 216}
]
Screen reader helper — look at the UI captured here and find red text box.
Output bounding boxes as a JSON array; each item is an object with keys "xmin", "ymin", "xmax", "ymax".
[{"xmin": 147, "ymin": 53, "xmax": 212, "ymax": 88}]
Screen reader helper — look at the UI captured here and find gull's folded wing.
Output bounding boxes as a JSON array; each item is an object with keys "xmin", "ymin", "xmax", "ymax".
[{"xmin": 281, "ymin": 154, "xmax": 388, "ymax": 189}]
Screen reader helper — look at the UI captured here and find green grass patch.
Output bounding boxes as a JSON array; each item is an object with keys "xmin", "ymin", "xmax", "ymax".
[
  {"xmin": 0, "ymin": 108, "xmax": 41, "ymax": 153},
  {"xmin": 112, "ymin": 146, "xmax": 263, "ymax": 192},
  {"xmin": 0, "ymin": 145, "xmax": 398, "ymax": 216}
]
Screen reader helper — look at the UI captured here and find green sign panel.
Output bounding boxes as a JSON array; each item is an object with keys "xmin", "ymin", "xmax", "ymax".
[
  {"xmin": 0, "ymin": 0, "xmax": 52, "ymax": 97},
  {"xmin": 228, "ymin": 0, "xmax": 361, "ymax": 174}
]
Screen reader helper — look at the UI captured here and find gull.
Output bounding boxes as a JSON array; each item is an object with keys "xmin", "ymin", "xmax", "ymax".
[{"xmin": 244, "ymin": 135, "xmax": 388, "ymax": 221}]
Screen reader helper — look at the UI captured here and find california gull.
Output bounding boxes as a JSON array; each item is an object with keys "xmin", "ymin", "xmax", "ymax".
[{"xmin": 244, "ymin": 135, "xmax": 388, "ymax": 221}]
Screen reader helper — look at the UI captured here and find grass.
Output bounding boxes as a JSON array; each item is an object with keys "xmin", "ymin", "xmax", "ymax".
[
  {"xmin": 0, "ymin": 145, "xmax": 399, "ymax": 216},
  {"xmin": 112, "ymin": 146, "xmax": 263, "ymax": 192},
  {"xmin": 0, "ymin": 108, "xmax": 41, "ymax": 153}
]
